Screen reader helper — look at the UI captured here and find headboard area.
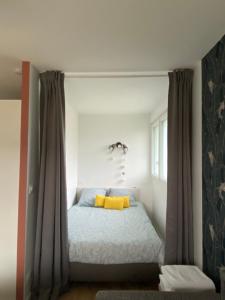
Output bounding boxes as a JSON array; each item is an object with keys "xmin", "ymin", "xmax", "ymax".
[{"xmin": 74, "ymin": 187, "xmax": 140, "ymax": 205}]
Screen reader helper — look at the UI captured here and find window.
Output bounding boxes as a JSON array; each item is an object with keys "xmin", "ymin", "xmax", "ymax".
[
  {"xmin": 151, "ymin": 112, "xmax": 167, "ymax": 180},
  {"xmin": 152, "ymin": 123, "xmax": 159, "ymax": 177}
]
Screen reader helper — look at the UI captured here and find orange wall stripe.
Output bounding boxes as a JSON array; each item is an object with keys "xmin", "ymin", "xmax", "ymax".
[{"xmin": 16, "ymin": 61, "xmax": 30, "ymax": 300}]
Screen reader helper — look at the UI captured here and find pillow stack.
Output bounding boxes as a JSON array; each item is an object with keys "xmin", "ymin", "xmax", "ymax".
[
  {"xmin": 77, "ymin": 188, "xmax": 137, "ymax": 210},
  {"xmin": 78, "ymin": 188, "xmax": 107, "ymax": 207},
  {"xmin": 108, "ymin": 188, "xmax": 137, "ymax": 207}
]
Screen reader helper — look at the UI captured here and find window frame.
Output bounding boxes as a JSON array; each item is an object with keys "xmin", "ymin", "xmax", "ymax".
[
  {"xmin": 151, "ymin": 111, "xmax": 168, "ymax": 181},
  {"xmin": 151, "ymin": 120, "xmax": 160, "ymax": 177}
]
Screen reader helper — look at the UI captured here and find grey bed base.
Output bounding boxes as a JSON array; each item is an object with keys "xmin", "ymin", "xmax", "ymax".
[
  {"xmin": 96, "ymin": 290, "xmax": 220, "ymax": 300},
  {"xmin": 69, "ymin": 262, "xmax": 160, "ymax": 282}
]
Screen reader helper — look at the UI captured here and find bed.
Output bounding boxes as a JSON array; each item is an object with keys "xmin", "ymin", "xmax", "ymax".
[{"xmin": 68, "ymin": 188, "xmax": 163, "ymax": 282}]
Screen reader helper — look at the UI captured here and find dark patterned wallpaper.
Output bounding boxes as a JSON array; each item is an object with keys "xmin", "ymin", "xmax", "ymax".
[{"xmin": 202, "ymin": 34, "xmax": 225, "ymax": 290}]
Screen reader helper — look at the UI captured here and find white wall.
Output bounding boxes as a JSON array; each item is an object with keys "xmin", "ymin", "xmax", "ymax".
[
  {"xmin": 151, "ymin": 177, "xmax": 167, "ymax": 238},
  {"xmin": 65, "ymin": 100, "xmax": 79, "ymax": 209},
  {"xmin": 0, "ymin": 100, "xmax": 21, "ymax": 300},
  {"xmin": 150, "ymin": 98, "xmax": 168, "ymax": 238},
  {"xmin": 192, "ymin": 61, "xmax": 203, "ymax": 269},
  {"xmin": 64, "ymin": 77, "xmax": 169, "ymax": 115},
  {"xmin": 78, "ymin": 114, "xmax": 152, "ymax": 213}
]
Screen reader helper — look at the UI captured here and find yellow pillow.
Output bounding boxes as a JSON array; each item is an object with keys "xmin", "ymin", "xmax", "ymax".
[
  {"xmin": 106, "ymin": 196, "xmax": 130, "ymax": 208},
  {"xmin": 95, "ymin": 194, "xmax": 105, "ymax": 207},
  {"xmin": 123, "ymin": 196, "xmax": 130, "ymax": 208},
  {"xmin": 104, "ymin": 196, "xmax": 124, "ymax": 210}
]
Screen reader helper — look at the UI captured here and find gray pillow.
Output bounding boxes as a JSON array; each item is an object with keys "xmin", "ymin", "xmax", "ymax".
[
  {"xmin": 78, "ymin": 188, "xmax": 107, "ymax": 207},
  {"xmin": 108, "ymin": 188, "xmax": 137, "ymax": 206}
]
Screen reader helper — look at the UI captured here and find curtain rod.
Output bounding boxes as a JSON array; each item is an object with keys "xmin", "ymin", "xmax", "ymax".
[
  {"xmin": 64, "ymin": 71, "xmax": 169, "ymax": 78},
  {"xmin": 16, "ymin": 70, "xmax": 169, "ymax": 78}
]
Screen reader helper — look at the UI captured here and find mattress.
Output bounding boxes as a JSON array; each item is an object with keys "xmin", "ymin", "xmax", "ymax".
[{"xmin": 68, "ymin": 202, "xmax": 162, "ymax": 264}]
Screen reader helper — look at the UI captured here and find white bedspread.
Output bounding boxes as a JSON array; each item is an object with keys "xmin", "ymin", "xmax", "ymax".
[{"xmin": 68, "ymin": 202, "xmax": 162, "ymax": 264}]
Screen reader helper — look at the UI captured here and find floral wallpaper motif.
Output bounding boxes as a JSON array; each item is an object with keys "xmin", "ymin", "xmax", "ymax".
[{"xmin": 202, "ymin": 34, "xmax": 225, "ymax": 290}]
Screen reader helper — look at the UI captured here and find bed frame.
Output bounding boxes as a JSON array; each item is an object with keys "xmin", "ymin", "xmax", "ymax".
[
  {"xmin": 70, "ymin": 262, "xmax": 160, "ymax": 283},
  {"xmin": 70, "ymin": 187, "xmax": 160, "ymax": 283}
]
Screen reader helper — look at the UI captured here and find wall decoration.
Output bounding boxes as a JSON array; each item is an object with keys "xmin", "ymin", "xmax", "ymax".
[
  {"xmin": 108, "ymin": 142, "xmax": 128, "ymax": 154},
  {"xmin": 108, "ymin": 142, "xmax": 128, "ymax": 184},
  {"xmin": 202, "ymin": 34, "xmax": 225, "ymax": 290}
]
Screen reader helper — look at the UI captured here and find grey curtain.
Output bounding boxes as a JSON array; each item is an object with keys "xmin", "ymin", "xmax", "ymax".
[
  {"xmin": 165, "ymin": 69, "xmax": 194, "ymax": 265},
  {"xmin": 33, "ymin": 71, "xmax": 69, "ymax": 299}
]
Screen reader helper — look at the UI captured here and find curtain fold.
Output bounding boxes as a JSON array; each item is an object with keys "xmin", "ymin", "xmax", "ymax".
[
  {"xmin": 165, "ymin": 69, "xmax": 194, "ymax": 265},
  {"xmin": 32, "ymin": 71, "xmax": 69, "ymax": 299}
]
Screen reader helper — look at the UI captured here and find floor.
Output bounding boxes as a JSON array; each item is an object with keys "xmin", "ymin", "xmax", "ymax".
[{"xmin": 60, "ymin": 281, "xmax": 159, "ymax": 300}]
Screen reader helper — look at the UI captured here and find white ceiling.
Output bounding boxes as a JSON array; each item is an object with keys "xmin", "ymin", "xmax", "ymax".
[
  {"xmin": 65, "ymin": 76, "xmax": 169, "ymax": 114},
  {"xmin": 0, "ymin": 0, "xmax": 225, "ymax": 98}
]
